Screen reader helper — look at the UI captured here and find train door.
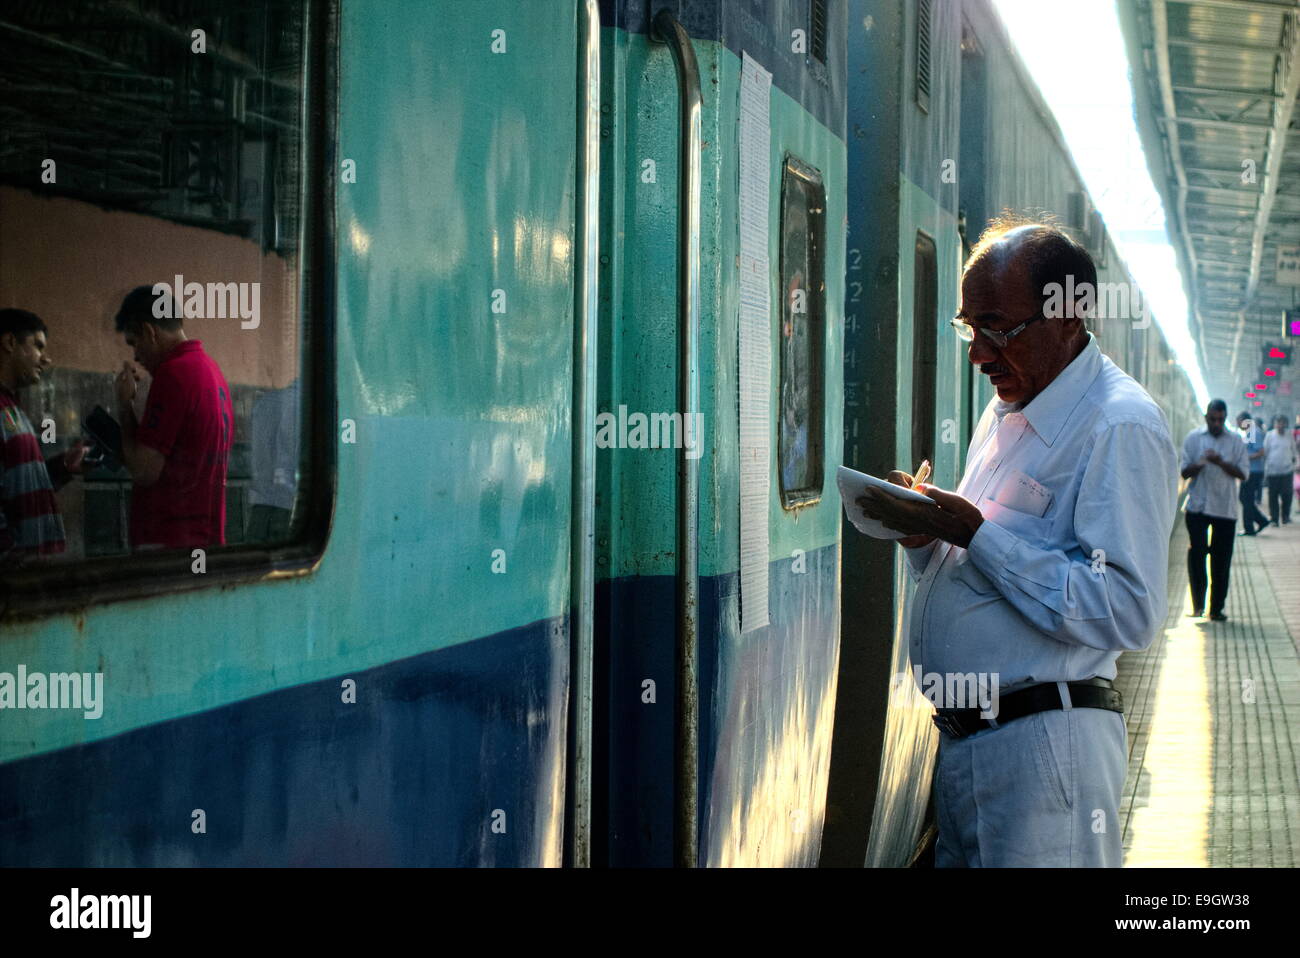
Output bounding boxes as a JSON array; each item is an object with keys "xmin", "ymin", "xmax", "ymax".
[{"xmin": 591, "ymin": 1, "xmax": 846, "ymax": 867}]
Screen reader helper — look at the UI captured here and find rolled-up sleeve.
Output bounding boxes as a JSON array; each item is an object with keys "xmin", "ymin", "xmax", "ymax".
[{"xmin": 965, "ymin": 420, "xmax": 1179, "ymax": 652}]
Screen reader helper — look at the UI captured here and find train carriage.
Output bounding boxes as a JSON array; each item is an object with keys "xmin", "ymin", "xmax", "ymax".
[
  {"xmin": 0, "ymin": 0, "xmax": 850, "ymax": 868},
  {"xmin": 0, "ymin": 0, "xmax": 1198, "ymax": 869}
]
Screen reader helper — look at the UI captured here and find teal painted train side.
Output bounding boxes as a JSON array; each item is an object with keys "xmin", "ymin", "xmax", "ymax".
[
  {"xmin": 1, "ymin": 0, "xmax": 584, "ymax": 866},
  {"xmin": 0, "ymin": 0, "xmax": 851, "ymax": 868}
]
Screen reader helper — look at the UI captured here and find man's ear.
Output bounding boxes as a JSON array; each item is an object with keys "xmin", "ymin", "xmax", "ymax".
[{"xmin": 0, "ymin": 331, "xmax": 16, "ymax": 356}]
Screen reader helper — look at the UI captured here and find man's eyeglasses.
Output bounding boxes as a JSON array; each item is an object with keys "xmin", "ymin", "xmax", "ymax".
[{"xmin": 950, "ymin": 313, "xmax": 1050, "ymax": 348}]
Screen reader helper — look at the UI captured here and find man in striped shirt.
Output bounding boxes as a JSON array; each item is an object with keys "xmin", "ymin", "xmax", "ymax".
[{"xmin": 0, "ymin": 308, "xmax": 87, "ymax": 563}]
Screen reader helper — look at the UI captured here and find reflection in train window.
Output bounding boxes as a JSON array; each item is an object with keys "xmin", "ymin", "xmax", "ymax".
[
  {"xmin": 778, "ymin": 155, "xmax": 826, "ymax": 509},
  {"xmin": 0, "ymin": 1, "xmax": 309, "ymax": 565}
]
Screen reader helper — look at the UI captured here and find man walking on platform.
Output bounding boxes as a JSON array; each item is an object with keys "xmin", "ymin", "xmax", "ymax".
[
  {"xmin": 1237, "ymin": 411, "xmax": 1269, "ymax": 536},
  {"xmin": 1181, "ymin": 400, "xmax": 1249, "ymax": 621},
  {"xmin": 1263, "ymin": 414, "xmax": 1298, "ymax": 525}
]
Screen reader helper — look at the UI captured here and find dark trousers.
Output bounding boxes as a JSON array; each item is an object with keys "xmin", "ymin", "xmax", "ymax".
[
  {"xmin": 1266, "ymin": 474, "xmax": 1293, "ymax": 524},
  {"xmin": 1186, "ymin": 511, "xmax": 1235, "ymax": 615},
  {"xmin": 1240, "ymin": 474, "xmax": 1269, "ymax": 533}
]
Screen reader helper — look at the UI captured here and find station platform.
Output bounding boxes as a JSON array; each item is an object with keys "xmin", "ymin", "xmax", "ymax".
[{"xmin": 1117, "ymin": 517, "xmax": 1300, "ymax": 867}]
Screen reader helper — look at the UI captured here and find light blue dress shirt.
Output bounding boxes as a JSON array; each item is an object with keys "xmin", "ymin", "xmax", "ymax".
[
  {"xmin": 1180, "ymin": 426, "xmax": 1248, "ymax": 520},
  {"xmin": 904, "ymin": 335, "xmax": 1180, "ymax": 692}
]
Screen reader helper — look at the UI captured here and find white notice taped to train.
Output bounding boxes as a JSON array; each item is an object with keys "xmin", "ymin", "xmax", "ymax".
[{"xmin": 738, "ymin": 53, "xmax": 771, "ymax": 633}]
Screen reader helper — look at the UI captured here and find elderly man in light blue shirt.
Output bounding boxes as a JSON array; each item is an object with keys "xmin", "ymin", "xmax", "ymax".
[{"xmin": 859, "ymin": 220, "xmax": 1179, "ymax": 867}]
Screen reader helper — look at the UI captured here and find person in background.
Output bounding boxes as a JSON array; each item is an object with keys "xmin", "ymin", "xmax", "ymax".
[
  {"xmin": 1236, "ymin": 411, "xmax": 1268, "ymax": 536},
  {"xmin": 1264, "ymin": 413, "xmax": 1298, "ymax": 525},
  {"xmin": 0, "ymin": 308, "xmax": 87, "ymax": 563},
  {"xmin": 246, "ymin": 379, "xmax": 300, "ymax": 542},
  {"xmin": 1181, "ymin": 399, "xmax": 1249, "ymax": 621},
  {"xmin": 113, "ymin": 286, "xmax": 234, "ymax": 550},
  {"xmin": 1255, "ymin": 417, "xmax": 1270, "ymax": 506},
  {"xmin": 1294, "ymin": 415, "xmax": 1300, "ymax": 504}
]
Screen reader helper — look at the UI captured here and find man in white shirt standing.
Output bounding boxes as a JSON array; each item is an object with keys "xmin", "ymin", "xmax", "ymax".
[
  {"xmin": 1180, "ymin": 400, "xmax": 1249, "ymax": 621},
  {"xmin": 856, "ymin": 219, "xmax": 1179, "ymax": 867},
  {"xmin": 1263, "ymin": 414, "xmax": 1299, "ymax": 525}
]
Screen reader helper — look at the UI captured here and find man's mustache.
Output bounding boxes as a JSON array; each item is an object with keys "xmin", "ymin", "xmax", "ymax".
[{"xmin": 980, "ymin": 363, "xmax": 1010, "ymax": 376}]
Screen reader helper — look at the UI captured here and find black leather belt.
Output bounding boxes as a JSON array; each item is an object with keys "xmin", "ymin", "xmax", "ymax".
[{"xmin": 931, "ymin": 677, "xmax": 1123, "ymax": 740}]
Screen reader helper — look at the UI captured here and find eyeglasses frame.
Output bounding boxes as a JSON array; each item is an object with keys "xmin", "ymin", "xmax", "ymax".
[{"xmin": 950, "ymin": 311, "xmax": 1051, "ymax": 348}]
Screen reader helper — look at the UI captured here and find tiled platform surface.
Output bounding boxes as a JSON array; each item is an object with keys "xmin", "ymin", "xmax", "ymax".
[{"xmin": 1117, "ymin": 517, "xmax": 1300, "ymax": 867}]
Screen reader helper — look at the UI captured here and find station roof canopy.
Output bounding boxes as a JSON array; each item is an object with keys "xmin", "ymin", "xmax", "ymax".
[{"xmin": 1126, "ymin": 0, "xmax": 1300, "ymax": 413}]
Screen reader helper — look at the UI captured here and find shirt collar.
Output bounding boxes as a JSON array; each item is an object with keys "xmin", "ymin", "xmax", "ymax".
[
  {"xmin": 993, "ymin": 333, "xmax": 1103, "ymax": 447},
  {"xmin": 159, "ymin": 339, "xmax": 202, "ymax": 364}
]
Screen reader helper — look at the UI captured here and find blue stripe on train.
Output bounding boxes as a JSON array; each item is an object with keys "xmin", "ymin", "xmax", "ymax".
[
  {"xmin": 0, "ymin": 618, "xmax": 569, "ymax": 866},
  {"xmin": 595, "ymin": 540, "xmax": 839, "ymax": 866},
  {"xmin": 1, "ymin": 542, "xmax": 838, "ymax": 867}
]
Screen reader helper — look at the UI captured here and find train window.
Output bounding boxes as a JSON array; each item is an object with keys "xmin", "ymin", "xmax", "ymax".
[
  {"xmin": 778, "ymin": 156, "xmax": 826, "ymax": 509},
  {"xmin": 0, "ymin": 0, "xmax": 332, "ymax": 601},
  {"xmin": 912, "ymin": 232, "xmax": 938, "ymax": 465}
]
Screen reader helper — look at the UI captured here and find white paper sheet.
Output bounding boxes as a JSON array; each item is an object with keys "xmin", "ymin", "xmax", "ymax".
[
  {"xmin": 837, "ymin": 465, "xmax": 936, "ymax": 540},
  {"xmin": 738, "ymin": 53, "xmax": 772, "ymax": 634}
]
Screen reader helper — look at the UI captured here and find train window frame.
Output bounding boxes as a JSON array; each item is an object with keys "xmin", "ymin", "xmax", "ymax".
[
  {"xmin": 777, "ymin": 154, "xmax": 827, "ymax": 511},
  {"xmin": 0, "ymin": 0, "xmax": 338, "ymax": 621}
]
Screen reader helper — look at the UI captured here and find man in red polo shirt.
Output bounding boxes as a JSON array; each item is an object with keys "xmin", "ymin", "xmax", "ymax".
[{"xmin": 114, "ymin": 285, "xmax": 234, "ymax": 550}]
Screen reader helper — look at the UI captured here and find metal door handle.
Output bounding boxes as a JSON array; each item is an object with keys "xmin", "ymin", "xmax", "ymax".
[{"xmin": 652, "ymin": 6, "xmax": 702, "ymax": 871}]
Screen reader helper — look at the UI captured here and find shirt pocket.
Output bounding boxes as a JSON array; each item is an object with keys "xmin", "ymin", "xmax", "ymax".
[{"xmin": 982, "ymin": 499, "xmax": 1055, "ymax": 547}]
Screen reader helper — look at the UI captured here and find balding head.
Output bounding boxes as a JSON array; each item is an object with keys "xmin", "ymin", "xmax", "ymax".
[
  {"xmin": 956, "ymin": 215, "xmax": 1094, "ymax": 404},
  {"xmin": 966, "ymin": 221, "xmax": 1098, "ymax": 309}
]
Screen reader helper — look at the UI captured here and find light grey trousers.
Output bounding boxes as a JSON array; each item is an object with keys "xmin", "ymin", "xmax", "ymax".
[{"xmin": 934, "ymin": 700, "xmax": 1128, "ymax": 867}]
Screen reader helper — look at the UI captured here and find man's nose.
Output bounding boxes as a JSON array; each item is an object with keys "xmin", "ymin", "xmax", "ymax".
[{"xmin": 968, "ymin": 335, "xmax": 997, "ymax": 365}]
